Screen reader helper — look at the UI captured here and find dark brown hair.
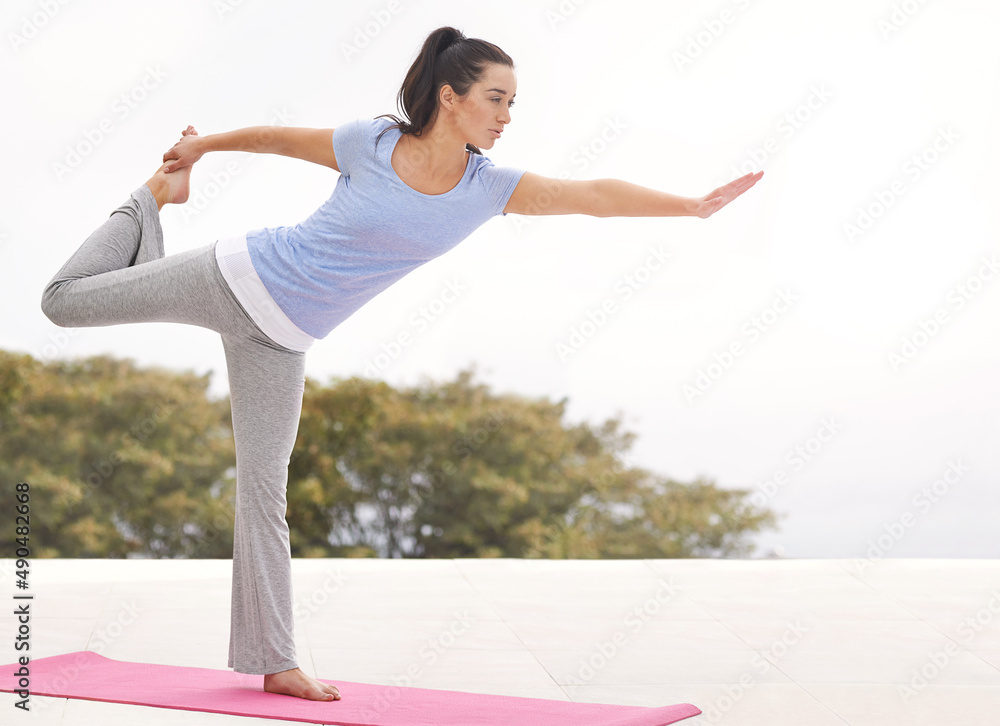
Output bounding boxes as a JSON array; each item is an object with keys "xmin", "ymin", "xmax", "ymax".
[{"xmin": 375, "ymin": 26, "xmax": 514, "ymax": 157}]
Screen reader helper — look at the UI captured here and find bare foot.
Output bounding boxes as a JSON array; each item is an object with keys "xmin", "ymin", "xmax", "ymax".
[
  {"xmin": 146, "ymin": 126, "xmax": 198, "ymax": 210},
  {"xmin": 263, "ymin": 667, "xmax": 341, "ymax": 701}
]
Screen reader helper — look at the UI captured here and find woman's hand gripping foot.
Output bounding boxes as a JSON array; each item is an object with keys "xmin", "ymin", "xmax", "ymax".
[{"xmin": 146, "ymin": 125, "xmax": 201, "ymax": 210}]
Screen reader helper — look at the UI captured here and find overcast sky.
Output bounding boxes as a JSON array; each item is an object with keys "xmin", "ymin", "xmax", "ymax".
[{"xmin": 3, "ymin": 0, "xmax": 999, "ymax": 558}]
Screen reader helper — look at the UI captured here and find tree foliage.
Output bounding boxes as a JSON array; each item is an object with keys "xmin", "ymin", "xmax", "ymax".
[
  {"xmin": 0, "ymin": 350, "xmax": 236, "ymax": 557},
  {"xmin": 1, "ymin": 350, "xmax": 776, "ymax": 558},
  {"xmin": 288, "ymin": 369, "xmax": 776, "ymax": 558}
]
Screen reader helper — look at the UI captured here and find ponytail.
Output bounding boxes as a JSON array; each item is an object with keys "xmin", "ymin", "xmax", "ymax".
[{"xmin": 376, "ymin": 26, "xmax": 514, "ymax": 156}]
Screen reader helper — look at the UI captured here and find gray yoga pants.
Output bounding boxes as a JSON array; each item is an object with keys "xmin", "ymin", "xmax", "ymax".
[{"xmin": 41, "ymin": 184, "xmax": 305, "ymax": 676}]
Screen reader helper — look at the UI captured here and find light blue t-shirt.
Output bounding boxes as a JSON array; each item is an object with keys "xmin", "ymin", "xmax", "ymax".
[{"xmin": 245, "ymin": 116, "xmax": 526, "ymax": 339}]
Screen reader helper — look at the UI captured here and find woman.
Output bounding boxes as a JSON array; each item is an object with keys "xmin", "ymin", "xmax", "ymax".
[{"xmin": 40, "ymin": 25, "xmax": 762, "ymax": 702}]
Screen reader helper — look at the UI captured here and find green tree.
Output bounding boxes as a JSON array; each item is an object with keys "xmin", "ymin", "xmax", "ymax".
[
  {"xmin": 1, "ymin": 350, "xmax": 776, "ymax": 558},
  {"xmin": 0, "ymin": 350, "xmax": 236, "ymax": 557},
  {"xmin": 286, "ymin": 368, "xmax": 776, "ymax": 558}
]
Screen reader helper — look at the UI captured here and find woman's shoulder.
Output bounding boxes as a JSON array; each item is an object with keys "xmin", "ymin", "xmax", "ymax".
[{"xmin": 370, "ymin": 115, "xmax": 402, "ymax": 135}]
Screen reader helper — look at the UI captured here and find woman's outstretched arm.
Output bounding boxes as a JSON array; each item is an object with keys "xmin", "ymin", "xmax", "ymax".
[
  {"xmin": 503, "ymin": 170, "xmax": 763, "ymax": 219},
  {"xmin": 162, "ymin": 125, "xmax": 340, "ymax": 173}
]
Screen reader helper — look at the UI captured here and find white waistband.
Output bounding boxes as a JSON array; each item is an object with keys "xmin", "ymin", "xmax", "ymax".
[{"xmin": 215, "ymin": 234, "xmax": 316, "ymax": 353}]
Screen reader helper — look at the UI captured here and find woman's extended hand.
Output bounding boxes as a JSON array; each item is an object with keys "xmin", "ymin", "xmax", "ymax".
[
  {"xmin": 694, "ymin": 170, "xmax": 764, "ymax": 219},
  {"xmin": 162, "ymin": 126, "xmax": 204, "ymax": 173}
]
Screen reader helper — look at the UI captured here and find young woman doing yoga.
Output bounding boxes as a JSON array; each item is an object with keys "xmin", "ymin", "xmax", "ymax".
[{"xmin": 41, "ymin": 25, "xmax": 762, "ymax": 702}]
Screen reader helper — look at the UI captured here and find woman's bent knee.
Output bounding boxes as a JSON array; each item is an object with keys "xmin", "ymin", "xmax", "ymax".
[{"xmin": 40, "ymin": 282, "xmax": 73, "ymax": 328}]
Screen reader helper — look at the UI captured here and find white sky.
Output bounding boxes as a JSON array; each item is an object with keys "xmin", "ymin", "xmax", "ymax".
[{"xmin": 2, "ymin": 0, "xmax": 999, "ymax": 557}]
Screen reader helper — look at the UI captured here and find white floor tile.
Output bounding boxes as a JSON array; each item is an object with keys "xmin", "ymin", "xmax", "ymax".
[
  {"xmin": 2, "ymin": 695, "xmax": 67, "ymax": 724},
  {"xmin": 311, "ymin": 645, "xmax": 552, "ymax": 686},
  {"xmin": 504, "ymin": 616, "xmax": 753, "ymax": 651},
  {"xmin": 802, "ymin": 682, "xmax": 1000, "ymax": 726},
  {"xmin": 5, "ymin": 556, "xmax": 1000, "ymax": 725},
  {"xmin": 565, "ymin": 682, "xmax": 846, "ymax": 725},
  {"xmin": 532, "ymin": 647, "xmax": 793, "ymax": 686},
  {"xmin": 973, "ymin": 650, "xmax": 1000, "ymax": 670},
  {"xmin": 372, "ymin": 678, "xmax": 570, "ymax": 700},
  {"xmin": 60, "ymin": 697, "xmax": 284, "ymax": 724},
  {"xmin": 303, "ymin": 615, "xmax": 524, "ymax": 650}
]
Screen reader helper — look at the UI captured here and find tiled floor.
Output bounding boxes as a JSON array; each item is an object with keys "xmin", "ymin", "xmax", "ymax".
[{"xmin": 1, "ymin": 558, "xmax": 998, "ymax": 725}]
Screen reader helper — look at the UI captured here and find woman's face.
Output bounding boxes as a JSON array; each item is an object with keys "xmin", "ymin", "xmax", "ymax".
[{"xmin": 453, "ymin": 63, "xmax": 517, "ymax": 149}]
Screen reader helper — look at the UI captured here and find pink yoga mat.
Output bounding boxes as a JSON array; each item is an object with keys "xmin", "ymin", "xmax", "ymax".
[{"xmin": 1, "ymin": 651, "xmax": 701, "ymax": 725}]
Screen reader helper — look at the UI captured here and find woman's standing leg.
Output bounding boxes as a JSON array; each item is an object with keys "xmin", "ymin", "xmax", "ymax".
[
  {"xmin": 217, "ymin": 263, "xmax": 339, "ymax": 701},
  {"xmin": 220, "ymin": 306, "xmax": 338, "ymax": 701},
  {"xmin": 222, "ymin": 331, "xmax": 304, "ymax": 674}
]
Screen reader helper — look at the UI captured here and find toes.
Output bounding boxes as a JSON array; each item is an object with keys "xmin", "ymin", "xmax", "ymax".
[
  {"xmin": 319, "ymin": 682, "xmax": 340, "ymax": 700},
  {"xmin": 311, "ymin": 686, "xmax": 335, "ymax": 701}
]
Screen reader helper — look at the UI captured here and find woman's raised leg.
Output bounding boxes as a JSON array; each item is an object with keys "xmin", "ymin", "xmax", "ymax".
[{"xmin": 40, "ymin": 130, "xmax": 210, "ymax": 331}]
